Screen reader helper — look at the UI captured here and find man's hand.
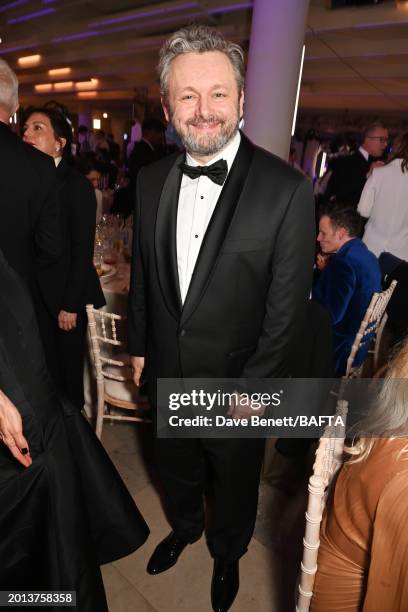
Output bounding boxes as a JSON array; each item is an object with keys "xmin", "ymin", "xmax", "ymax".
[
  {"xmin": 0, "ymin": 390, "xmax": 32, "ymax": 468},
  {"xmin": 58, "ymin": 310, "xmax": 77, "ymax": 331},
  {"xmin": 227, "ymin": 391, "xmax": 266, "ymax": 420},
  {"xmin": 131, "ymin": 356, "xmax": 145, "ymax": 387},
  {"xmin": 316, "ymin": 253, "xmax": 329, "ymax": 272}
]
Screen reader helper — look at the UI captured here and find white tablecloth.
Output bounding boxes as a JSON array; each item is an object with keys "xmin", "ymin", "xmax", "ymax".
[{"xmin": 100, "ymin": 262, "xmax": 130, "ymax": 315}]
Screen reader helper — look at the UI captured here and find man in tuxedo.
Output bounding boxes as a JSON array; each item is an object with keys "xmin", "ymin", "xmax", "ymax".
[
  {"xmin": 128, "ymin": 25, "xmax": 315, "ymax": 612},
  {"xmin": 0, "ymin": 59, "xmax": 62, "ymax": 309},
  {"xmin": 312, "ymin": 204, "xmax": 381, "ymax": 375},
  {"xmin": 127, "ymin": 118, "xmax": 166, "ymax": 185},
  {"xmin": 325, "ymin": 122, "xmax": 389, "ymax": 206}
]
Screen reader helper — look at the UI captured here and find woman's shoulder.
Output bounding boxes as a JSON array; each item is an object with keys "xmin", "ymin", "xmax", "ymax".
[
  {"xmin": 346, "ymin": 438, "xmax": 408, "ymax": 480},
  {"xmin": 365, "ymin": 159, "xmax": 403, "ymax": 187},
  {"xmin": 373, "ymin": 436, "xmax": 408, "ymax": 458},
  {"xmin": 376, "ymin": 465, "xmax": 408, "ymax": 526},
  {"xmin": 380, "ymin": 158, "xmax": 405, "ymax": 175}
]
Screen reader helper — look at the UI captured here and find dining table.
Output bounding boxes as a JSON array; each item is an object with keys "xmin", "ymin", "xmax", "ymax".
[{"xmin": 100, "ymin": 261, "xmax": 131, "ymax": 314}]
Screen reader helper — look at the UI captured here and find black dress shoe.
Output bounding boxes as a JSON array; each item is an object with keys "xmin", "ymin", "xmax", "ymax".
[
  {"xmin": 211, "ymin": 559, "xmax": 239, "ymax": 612},
  {"xmin": 147, "ymin": 531, "xmax": 191, "ymax": 575}
]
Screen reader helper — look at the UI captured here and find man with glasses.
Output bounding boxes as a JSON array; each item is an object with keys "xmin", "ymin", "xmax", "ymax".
[{"xmin": 326, "ymin": 122, "xmax": 389, "ymax": 207}]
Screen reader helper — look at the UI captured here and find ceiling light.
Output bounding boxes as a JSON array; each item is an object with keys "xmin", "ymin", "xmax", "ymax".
[
  {"xmin": 53, "ymin": 81, "xmax": 74, "ymax": 90},
  {"xmin": 48, "ymin": 67, "xmax": 71, "ymax": 77},
  {"xmin": 18, "ymin": 54, "xmax": 41, "ymax": 67},
  {"xmin": 319, "ymin": 152, "xmax": 327, "ymax": 179},
  {"xmin": 8, "ymin": 7, "xmax": 56, "ymax": 24},
  {"xmin": 1, "ymin": 1, "xmax": 30, "ymax": 13},
  {"xmin": 78, "ymin": 91, "xmax": 97, "ymax": 99},
  {"xmin": 103, "ymin": 112, "xmax": 108, "ymax": 118},
  {"xmin": 93, "ymin": 118, "xmax": 101, "ymax": 129},
  {"xmin": 76, "ymin": 78, "xmax": 99, "ymax": 90},
  {"xmin": 34, "ymin": 83, "xmax": 52, "ymax": 92},
  {"xmin": 291, "ymin": 45, "xmax": 305, "ymax": 137},
  {"xmin": 52, "ymin": 31, "xmax": 97, "ymax": 43}
]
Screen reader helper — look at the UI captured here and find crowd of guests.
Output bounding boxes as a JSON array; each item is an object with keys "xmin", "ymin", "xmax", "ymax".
[
  {"xmin": 307, "ymin": 122, "xmax": 408, "ymax": 377},
  {"xmin": 74, "ymin": 117, "xmax": 174, "ymax": 221}
]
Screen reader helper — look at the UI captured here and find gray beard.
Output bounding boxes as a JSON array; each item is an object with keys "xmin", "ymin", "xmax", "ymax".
[
  {"xmin": 179, "ymin": 123, "xmax": 239, "ymax": 157},
  {"xmin": 171, "ymin": 110, "xmax": 240, "ymax": 158}
]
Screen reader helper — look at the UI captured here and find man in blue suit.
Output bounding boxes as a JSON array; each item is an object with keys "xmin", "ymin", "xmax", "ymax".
[{"xmin": 312, "ymin": 204, "xmax": 381, "ymax": 375}]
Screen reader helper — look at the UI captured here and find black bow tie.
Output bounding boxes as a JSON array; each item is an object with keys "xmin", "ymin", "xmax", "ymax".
[{"xmin": 180, "ymin": 159, "xmax": 228, "ymax": 186}]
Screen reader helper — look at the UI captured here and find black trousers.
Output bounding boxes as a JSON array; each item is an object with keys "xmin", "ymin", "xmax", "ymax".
[
  {"xmin": 155, "ymin": 437, "xmax": 265, "ymax": 562},
  {"xmin": 57, "ymin": 310, "xmax": 87, "ymax": 409},
  {"xmin": 34, "ymin": 300, "xmax": 87, "ymax": 410}
]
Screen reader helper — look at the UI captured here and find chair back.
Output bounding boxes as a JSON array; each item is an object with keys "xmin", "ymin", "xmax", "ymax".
[
  {"xmin": 296, "ymin": 399, "xmax": 348, "ymax": 612},
  {"xmin": 86, "ymin": 304, "xmax": 150, "ymax": 439},
  {"xmin": 87, "ymin": 305, "xmax": 127, "ymax": 382},
  {"xmin": 345, "ymin": 280, "xmax": 397, "ymax": 378}
]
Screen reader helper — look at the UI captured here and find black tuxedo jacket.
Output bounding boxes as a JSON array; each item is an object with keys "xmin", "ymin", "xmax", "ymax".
[
  {"xmin": 326, "ymin": 150, "xmax": 370, "ymax": 206},
  {"xmin": 0, "ymin": 121, "xmax": 62, "ymax": 304},
  {"xmin": 40, "ymin": 159, "xmax": 105, "ymax": 316},
  {"xmin": 128, "ymin": 133, "xmax": 315, "ymax": 385},
  {"xmin": 128, "ymin": 139, "xmax": 162, "ymax": 182}
]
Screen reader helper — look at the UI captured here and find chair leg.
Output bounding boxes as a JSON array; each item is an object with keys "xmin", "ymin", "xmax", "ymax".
[
  {"xmin": 95, "ymin": 388, "xmax": 105, "ymax": 439},
  {"xmin": 95, "ymin": 406, "xmax": 104, "ymax": 439}
]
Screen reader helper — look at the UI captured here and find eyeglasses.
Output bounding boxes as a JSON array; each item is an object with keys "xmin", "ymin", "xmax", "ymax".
[{"xmin": 366, "ymin": 136, "xmax": 389, "ymax": 144}]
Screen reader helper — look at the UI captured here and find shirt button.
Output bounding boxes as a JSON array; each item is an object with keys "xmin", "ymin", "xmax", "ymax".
[
  {"xmin": 180, "ymin": 329, "xmax": 187, "ymax": 337},
  {"xmin": 195, "ymin": 234, "xmax": 199, "ymax": 238},
  {"xmin": 200, "ymin": 195, "xmax": 204, "ymax": 199}
]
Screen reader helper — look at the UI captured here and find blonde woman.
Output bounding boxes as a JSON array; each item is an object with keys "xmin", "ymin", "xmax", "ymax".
[{"xmin": 311, "ymin": 343, "xmax": 408, "ymax": 611}]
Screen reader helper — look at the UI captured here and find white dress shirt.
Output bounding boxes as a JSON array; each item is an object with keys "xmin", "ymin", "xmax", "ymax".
[
  {"xmin": 358, "ymin": 158, "xmax": 408, "ymax": 259},
  {"xmin": 176, "ymin": 131, "xmax": 241, "ymax": 304},
  {"xmin": 358, "ymin": 146, "xmax": 369, "ymax": 162}
]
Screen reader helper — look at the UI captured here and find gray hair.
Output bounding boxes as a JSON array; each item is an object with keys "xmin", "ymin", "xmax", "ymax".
[
  {"xmin": 158, "ymin": 24, "xmax": 245, "ymax": 100},
  {"xmin": 0, "ymin": 58, "xmax": 18, "ymax": 116}
]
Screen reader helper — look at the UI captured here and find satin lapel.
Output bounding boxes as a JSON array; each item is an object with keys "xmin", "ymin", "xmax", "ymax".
[
  {"xmin": 155, "ymin": 152, "xmax": 185, "ymax": 320},
  {"xmin": 180, "ymin": 134, "xmax": 254, "ymax": 327}
]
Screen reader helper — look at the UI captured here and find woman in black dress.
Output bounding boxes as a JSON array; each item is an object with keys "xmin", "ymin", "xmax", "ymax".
[
  {"xmin": 0, "ymin": 247, "xmax": 149, "ymax": 609},
  {"xmin": 22, "ymin": 103, "xmax": 105, "ymax": 409}
]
